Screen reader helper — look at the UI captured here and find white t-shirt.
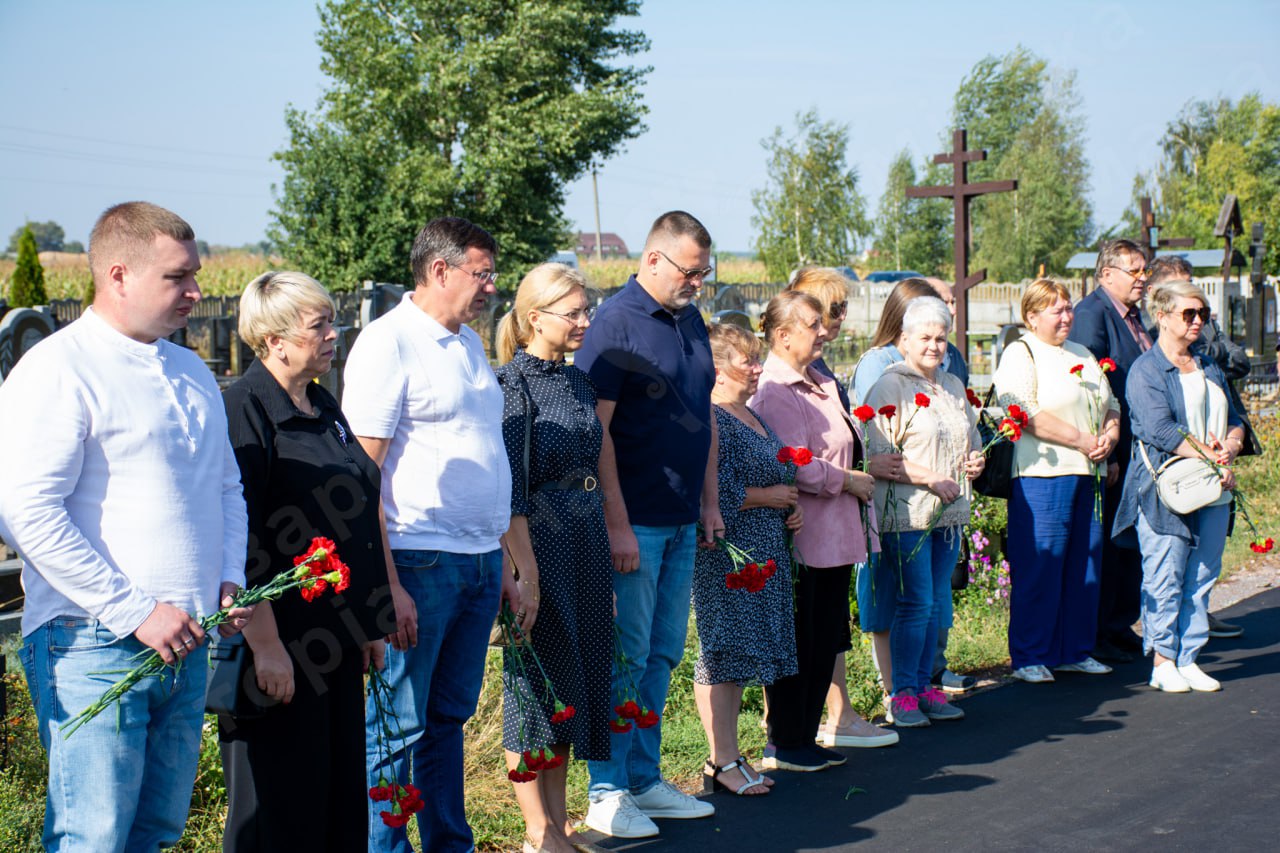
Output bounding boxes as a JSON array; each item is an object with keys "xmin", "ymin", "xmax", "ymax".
[
  {"xmin": 0, "ymin": 308, "xmax": 248, "ymax": 638},
  {"xmin": 342, "ymin": 294, "xmax": 511, "ymax": 553}
]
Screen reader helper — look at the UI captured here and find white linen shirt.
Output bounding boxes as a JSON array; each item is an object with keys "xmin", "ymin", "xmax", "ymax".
[
  {"xmin": 341, "ymin": 294, "xmax": 511, "ymax": 553},
  {"xmin": 0, "ymin": 308, "xmax": 248, "ymax": 638}
]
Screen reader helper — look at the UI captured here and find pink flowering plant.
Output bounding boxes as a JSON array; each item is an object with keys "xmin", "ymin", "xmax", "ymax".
[{"xmin": 958, "ymin": 497, "xmax": 1012, "ymax": 617}]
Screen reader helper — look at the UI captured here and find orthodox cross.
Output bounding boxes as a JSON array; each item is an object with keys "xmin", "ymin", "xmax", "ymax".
[
  {"xmin": 1139, "ymin": 197, "xmax": 1194, "ymax": 255},
  {"xmin": 906, "ymin": 129, "xmax": 1016, "ymax": 353}
]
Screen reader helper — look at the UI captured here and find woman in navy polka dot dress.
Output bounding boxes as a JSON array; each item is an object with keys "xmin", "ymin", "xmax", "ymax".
[{"xmin": 495, "ymin": 263, "xmax": 613, "ymax": 853}]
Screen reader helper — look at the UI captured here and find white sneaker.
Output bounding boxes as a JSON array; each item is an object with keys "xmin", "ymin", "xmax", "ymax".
[
  {"xmin": 1054, "ymin": 657, "xmax": 1113, "ymax": 675},
  {"xmin": 1149, "ymin": 661, "xmax": 1191, "ymax": 693},
  {"xmin": 584, "ymin": 791, "xmax": 659, "ymax": 838},
  {"xmin": 631, "ymin": 779, "xmax": 715, "ymax": 819},
  {"xmin": 1012, "ymin": 665, "xmax": 1054, "ymax": 683},
  {"xmin": 1177, "ymin": 662, "xmax": 1222, "ymax": 692}
]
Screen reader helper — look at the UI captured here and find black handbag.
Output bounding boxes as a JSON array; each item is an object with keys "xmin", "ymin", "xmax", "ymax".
[
  {"xmin": 205, "ymin": 633, "xmax": 273, "ymax": 718},
  {"xmin": 972, "ymin": 340, "xmax": 1034, "ymax": 500}
]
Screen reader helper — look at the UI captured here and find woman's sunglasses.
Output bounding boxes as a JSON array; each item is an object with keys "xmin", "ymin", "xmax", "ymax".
[{"xmin": 1178, "ymin": 307, "xmax": 1211, "ymax": 325}]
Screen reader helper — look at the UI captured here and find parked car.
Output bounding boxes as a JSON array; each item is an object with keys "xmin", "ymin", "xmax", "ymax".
[{"xmin": 863, "ymin": 270, "xmax": 923, "ymax": 283}]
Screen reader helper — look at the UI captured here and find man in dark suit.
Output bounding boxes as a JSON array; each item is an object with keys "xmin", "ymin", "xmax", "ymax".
[{"xmin": 1068, "ymin": 239, "xmax": 1152, "ymax": 662}]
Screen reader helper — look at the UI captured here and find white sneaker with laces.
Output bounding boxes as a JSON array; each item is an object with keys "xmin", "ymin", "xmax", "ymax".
[
  {"xmin": 1012, "ymin": 665, "xmax": 1054, "ymax": 683},
  {"xmin": 631, "ymin": 779, "xmax": 715, "ymax": 819},
  {"xmin": 584, "ymin": 791, "xmax": 659, "ymax": 838},
  {"xmin": 1149, "ymin": 661, "xmax": 1191, "ymax": 693},
  {"xmin": 1177, "ymin": 662, "xmax": 1222, "ymax": 692},
  {"xmin": 1054, "ymin": 657, "xmax": 1113, "ymax": 675}
]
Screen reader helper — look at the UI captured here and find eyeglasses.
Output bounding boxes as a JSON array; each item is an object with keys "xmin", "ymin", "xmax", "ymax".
[
  {"xmin": 828, "ymin": 301, "xmax": 848, "ymax": 319},
  {"xmin": 1108, "ymin": 265, "xmax": 1153, "ymax": 281},
  {"xmin": 656, "ymin": 250, "xmax": 713, "ymax": 283},
  {"xmin": 1178, "ymin": 306, "xmax": 1211, "ymax": 325},
  {"xmin": 447, "ymin": 262, "xmax": 499, "ymax": 287},
  {"xmin": 540, "ymin": 306, "xmax": 593, "ymax": 326}
]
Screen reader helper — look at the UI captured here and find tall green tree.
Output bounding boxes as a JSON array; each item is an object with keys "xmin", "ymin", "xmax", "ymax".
[
  {"xmin": 270, "ymin": 0, "xmax": 650, "ymax": 288},
  {"xmin": 751, "ymin": 109, "xmax": 870, "ymax": 282},
  {"xmin": 7, "ymin": 220, "xmax": 65, "ymax": 254},
  {"xmin": 871, "ymin": 149, "xmax": 951, "ymax": 275},
  {"xmin": 946, "ymin": 47, "xmax": 1093, "ymax": 280},
  {"xmin": 1122, "ymin": 94, "xmax": 1280, "ymax": 275},
  {"xmin": 7, "ymin": 225, "xmax": 48, "ymax": 307}
]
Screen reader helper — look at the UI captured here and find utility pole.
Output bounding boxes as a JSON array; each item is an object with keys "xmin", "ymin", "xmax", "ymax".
[{"xmin": 592, "ymin": 167, "xmax": 604, "ymax": 263}]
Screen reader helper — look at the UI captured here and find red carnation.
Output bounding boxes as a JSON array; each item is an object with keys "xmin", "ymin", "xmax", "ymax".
[
  {"xmin": 999, "ymin": 418, "xmax": 1022, "ymax": 442},
  {"xmin": 1250, "ymin": 537, "xmax": 1274, "ymax": 554},
  {"xmin": 1069, "ymin": 363, "xmax": 1084, "ymax": 376},
  {"xmin": 368, "ymin": 785, "xmax": 395, "ymax": 802},
  {"xmin": 609, "ymin": 718, "xmax": 633, "ymax": 733},
  {"xmin": 636, "ymin": 709, "xmax": 660, "ymax": 728},
  {"xmin": 1007, "ymin": 404, "xmax": 1029, "ymax": 427},
  {"xmin": 791, "ymin": 447, "xmax": 814, "ymax": 465},
  {"xmin": 776, "ymin": 446, "xmax": 795, "ymax": 463},
  {"xmin": 725, "ymin": 571, "xmax": 744, "ymax": 590},
  {"xmin": 761, "ymin": 558, "xmax": 778, "ymax": 578},
  {"xmin": 299, "ymin": 576, "xmax": 328, "ymax": 603},
  {"xmin": 381, "ymin": 810, "xmax": 412, "ymax": 828},
  {"xmin": 878, "ymin": 404, "xmax": 897, "ymax": 418},
  {"xmin": 615, "ymin": 700, "xmax": 641, "ymax": 719},
  {"xmin": 550, "ymin": 702, "xmax": 576, "ymax": 724},
  {"xmin": 914, "ymin": 392, "xmax": 931, "ymax": 408},
  {"xmin": 330, "ymin": 554, "xmax": 352, "ymax": 594},
  {"xmin": 853, "ymin": 404, "xmax": 875, "ymax": 422},
  {"xmin": 1099, "ymin": 357, "xmax": 1117, "ymax": 373},
  {"xmin": 965, "ymin": 388, "xmax": 982, "ymax": 408}
]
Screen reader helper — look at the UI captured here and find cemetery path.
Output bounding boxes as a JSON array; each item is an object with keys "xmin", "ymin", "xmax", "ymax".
[{"xmin": 585, "ymin": 585, "xmax": 1280, "ymax": 852}]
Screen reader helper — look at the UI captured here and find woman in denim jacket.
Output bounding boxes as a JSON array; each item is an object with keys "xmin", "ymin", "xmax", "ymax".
[{"xmin": 1113, "ymin": 280, "xmax": 1246, "ymax": 694}]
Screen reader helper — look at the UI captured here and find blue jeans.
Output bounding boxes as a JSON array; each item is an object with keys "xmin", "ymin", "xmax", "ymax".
[
  {"xmin": 884, "ymin": 529, "xmax": 961, "ymax": 695},
  {"xmin": 1136, "ymin": 504, "xmax": 1230, "ymax": 666},
  {"xmin": 587, "ymin": 524, "xmax": 696, "ymax": 798},
  {"xmin": 366, "ymin": 549, "xmax": 502, "ymax": 853},
  {"xmin": 20, "ymin": 617, "xmax": 207, "ymax": 852},
  {"xmin": 1007, "ymin": 476, "xmax": 1102, "ymax": 669}
]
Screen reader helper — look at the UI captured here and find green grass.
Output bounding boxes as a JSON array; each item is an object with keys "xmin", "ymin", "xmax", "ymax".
[{"xmin": 2, "ymin": 417, "xmax": 1275, "ymax": 850}]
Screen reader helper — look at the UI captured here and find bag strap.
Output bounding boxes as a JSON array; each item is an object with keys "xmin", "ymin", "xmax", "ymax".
[{"xmin": 983, "ymin": 338, "xmax": 1035, "ymax": 408}]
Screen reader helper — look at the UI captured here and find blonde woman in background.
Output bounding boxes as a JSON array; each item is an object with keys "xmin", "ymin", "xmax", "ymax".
[{"xmin": 495, "ymin": 264, "xmax": 613, "ymax": 853}]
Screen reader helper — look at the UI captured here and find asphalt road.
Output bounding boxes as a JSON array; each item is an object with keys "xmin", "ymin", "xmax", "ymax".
[{"xmin": 587, "ymin": 586, "xmax": 1280, "ymax": 852}]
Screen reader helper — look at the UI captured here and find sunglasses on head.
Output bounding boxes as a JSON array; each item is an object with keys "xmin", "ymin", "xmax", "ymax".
[{"xmin": 1177, "ymin": 307, "xmax": 1211, "ymax": 325}]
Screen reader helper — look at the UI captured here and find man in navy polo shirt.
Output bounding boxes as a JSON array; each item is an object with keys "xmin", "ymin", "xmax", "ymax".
[{"xmin": 577, "ymin": 210, "xmax": 722, "ymax": 839}]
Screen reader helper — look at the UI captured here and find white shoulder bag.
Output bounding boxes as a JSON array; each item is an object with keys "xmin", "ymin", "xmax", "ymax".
[{"xmin": 1136, "ymin": 440, "xmax": 1221, "ymax": 515}]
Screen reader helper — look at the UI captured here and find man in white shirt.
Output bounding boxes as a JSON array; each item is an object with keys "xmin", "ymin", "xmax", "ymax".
[
  {"xmin": 343, "ymin": 216, "xmax": 517, "ymax": 853},
  {"xmin": 0, "ymin": 201, "xmax": 251, "ymax": 851}
]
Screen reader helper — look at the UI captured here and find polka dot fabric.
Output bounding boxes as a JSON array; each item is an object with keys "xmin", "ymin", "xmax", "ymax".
[{"xmin": 496, "ymin": 350, "xmax": 613, "ymax": 760}]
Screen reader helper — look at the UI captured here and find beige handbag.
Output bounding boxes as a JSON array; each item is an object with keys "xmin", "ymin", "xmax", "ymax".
[{"xmin": 1137, "ymin": 440, "xmax": 1222, "ymax": 515}]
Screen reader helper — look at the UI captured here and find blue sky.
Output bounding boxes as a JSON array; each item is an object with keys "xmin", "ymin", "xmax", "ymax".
[{"xmin": 2, "ymin": 0, "xmax": 1277, "ymax": 258}]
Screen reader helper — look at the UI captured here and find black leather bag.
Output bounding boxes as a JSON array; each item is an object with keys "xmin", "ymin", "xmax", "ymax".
[
  {"xmin": 972, "ymin": 340, "xmax": 1034, "ymax": 500},
  {"xmin": 205, "ymin": 633, "xmax": 272, "ymax": 718}
]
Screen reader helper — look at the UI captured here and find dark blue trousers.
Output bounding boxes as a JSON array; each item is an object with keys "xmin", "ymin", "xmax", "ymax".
[{"xmin": 1007, "ymin": 475, "xmax": 1101, "ymax": 669}]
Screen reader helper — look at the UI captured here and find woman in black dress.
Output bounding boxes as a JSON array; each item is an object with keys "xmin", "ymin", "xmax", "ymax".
[
  {"xmin": 220, "ymin": 271, "xmax": 391, "ymax": 852},
  {"xmin": 496, "ymin": 263, "xmax": 613, "ymax": 853},
  {"xmin": 693, "ymin": 323, "xmax": 801, "ymax": 797}
]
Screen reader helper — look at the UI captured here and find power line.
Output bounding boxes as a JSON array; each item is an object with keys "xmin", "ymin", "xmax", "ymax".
[{"xmin": 0, "ymin": 123, "xmax": 269, "ymax": 162}]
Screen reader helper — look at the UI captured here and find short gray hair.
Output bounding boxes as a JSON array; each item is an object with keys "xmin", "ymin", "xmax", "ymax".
[
  {"xmin": 1148, "ymin": 280, "xmax": 1209, "ymax": 317},
  {"xmin": 900, "ymin": 296, "xmax": 952, "ymax": 337}
]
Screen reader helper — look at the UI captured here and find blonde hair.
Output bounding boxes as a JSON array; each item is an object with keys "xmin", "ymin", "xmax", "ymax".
[
  {"xmin": 1148, "ymin": 279, "xmax": 1209, "ymax": 318},
  {"xmin": 708, "ymin": 322, "xmax": 762, "ymax": 369},
  {"xmin": 497, "ymin": 263, "xmax": 588, "ymax": 364},
  {"xmin": 760, "ymin": 290, "xmax": 823, "ymax": 347},
  {"xmin": 238, "ymin": 271, "xmax": 336, "ymax": 359},
  {"xmin": 787, "ymin": 267, "xmax": 850, "ymax": 327},
  {"xmin": 1020, "ymin": 278, "xmax": 1073, "ymax": 325},
  {"xmin": 88, "ymin": 201, "xmax": 194, "ymax": 287}
]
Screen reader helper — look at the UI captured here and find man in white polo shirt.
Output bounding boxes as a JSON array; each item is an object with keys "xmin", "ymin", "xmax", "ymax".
[
  {"xmin": 344, "ymin": 216, "xmax": 516, "ymax": 853},
  {"xmin": 0, "ymin": 201, "xmax": 250, "ymax": 851}
]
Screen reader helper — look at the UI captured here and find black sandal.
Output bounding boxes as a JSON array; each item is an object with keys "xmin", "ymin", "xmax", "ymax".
[{"xmin": 702, "ymin": 757, "xmax": 770, "ymax": 795}]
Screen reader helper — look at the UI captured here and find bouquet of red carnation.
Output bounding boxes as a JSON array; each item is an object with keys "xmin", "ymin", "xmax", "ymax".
[
  {"xmin": 497, "ymin": 604, "xmax": 577, "ymax": 784},
  {"xmin": 608, "ymin": 624, "xmax": 660, "ymax": 733},
  {"xmin": 64, "ymin": 536, "xmax": 350, "ymax": 738},
  {"xmin": 367, "ymin": 663, "xmax": 427, "ymax": 827},
  {"xmin": 1070, "ymin": 358, "xmax": 1117, "ymax": 520},
  {"xmin": 873, "ymin": 395, "xmax": 931, "ymax": 539}
]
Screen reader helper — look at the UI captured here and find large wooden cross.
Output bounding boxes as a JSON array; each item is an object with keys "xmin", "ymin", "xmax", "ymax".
[
  {"xmin": 1140, "ymin": 196, "xmax": 1194, "ymax": 254},
  {"xmin": 906, "ymin": 129, "xmax": 1016, "ymax": 353}
]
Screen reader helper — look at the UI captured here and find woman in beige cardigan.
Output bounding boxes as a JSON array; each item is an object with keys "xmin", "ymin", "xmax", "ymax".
[{"xmin": 865, "ymin": 297, "xmax": 983, "ymax": 728}]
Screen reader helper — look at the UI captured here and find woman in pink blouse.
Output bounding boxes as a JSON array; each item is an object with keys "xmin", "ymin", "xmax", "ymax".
[{"xmin": 750, "ymin": 290, "xmax": 888, "ymax": 773}]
